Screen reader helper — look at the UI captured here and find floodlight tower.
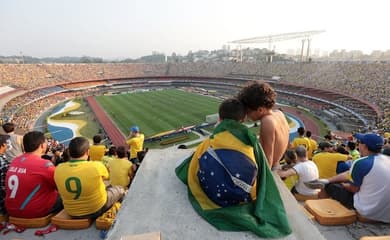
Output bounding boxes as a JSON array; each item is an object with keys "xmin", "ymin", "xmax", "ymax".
[{"xmin": 229, "ymin": 30, "xmax": 325, "ymax": 62}]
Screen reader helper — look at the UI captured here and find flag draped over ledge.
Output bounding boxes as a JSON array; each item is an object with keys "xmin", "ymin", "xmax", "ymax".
[{"xmin": 175, "ymin": 119, "xmax": 291, "ymax": 238}]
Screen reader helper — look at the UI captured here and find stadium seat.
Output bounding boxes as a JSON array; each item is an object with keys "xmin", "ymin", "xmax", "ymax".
[
  {"xmin": 360, "ymin": 236, "xmax": 390, "ymax": 240},
  {"xmin": 96, "ymin": 202, "xmax": 121, "ymax": 230},
  {"xmin": 0, "ymin": 214, "xmax": 8, "ymax": 222},
  {"xmin": 9, "ymin": 214, "xmax": 53, "ymax": 228},
  {"xmin": 51, "ymin": 210, "xmax": 92, "ymax": 229},
  {"xmin": 357, "ymin": 212, "xmax": 380, "ymax": 224},
  {"xmin": 120, "ymin": 232, "xmax": 161, "ymax": 240},
  {"xmin": 300, "ymin": 205, "xmax": 315, "ymax": 221},
  {"xmin": 304, "ymin": 199, "xmax": 356, "ymax": 225},
  {"xmin": 294, "ymin": 193, "xmax": 318, "ymax": 201}
]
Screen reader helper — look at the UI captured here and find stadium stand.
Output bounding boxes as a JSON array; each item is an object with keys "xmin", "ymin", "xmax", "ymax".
[{"xmin": 0, "ymin": 63, "xmax": 388, "ymax": 136}]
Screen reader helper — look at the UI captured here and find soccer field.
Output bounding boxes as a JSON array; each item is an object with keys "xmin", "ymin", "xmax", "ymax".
[{"xmin": 95, "ymin": 89, "xmax": 221, "ymax": 137}]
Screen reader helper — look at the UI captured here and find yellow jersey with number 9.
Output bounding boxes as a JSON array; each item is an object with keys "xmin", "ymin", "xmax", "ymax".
[{"xmin": 54, "ymin": 160, "xmax": 109, "ymax": 216}]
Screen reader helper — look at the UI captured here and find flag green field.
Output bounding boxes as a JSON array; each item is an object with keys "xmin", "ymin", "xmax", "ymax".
[{"xmin": 95, "ymin": 89, "xmax": 221, "ymax": 137}]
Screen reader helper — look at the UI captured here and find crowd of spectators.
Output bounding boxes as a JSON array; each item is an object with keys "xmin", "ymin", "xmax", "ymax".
[
  {"xmin": 2, "ymin": 89, "xmax": 100, "ymax": 133},
  {"xmin": 0, "ymin": 62, "xmax": 389, "ymax": 132}
]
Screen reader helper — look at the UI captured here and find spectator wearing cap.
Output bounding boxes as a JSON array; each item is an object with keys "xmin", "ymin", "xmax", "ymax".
[
  {"xmin": 126, "ymin": 126, "xmax": 144, "ymax": 167},
  {"xmin": 2, "ymin": 122, "xmax": 24, "ymax": 161},
  {"xmin": 89, "ymin": 135, "xmax": 107, "ymax": 162},
  {"xmin": 312, "ymin": 141, "xmax": 351, "ymax": 179},
  {"xmin": 278, "ymin": 146, "xmax": 320, "ymax": 196},
  {"xmin": 320, "ymin": 133, "xmax": 390, "ymax": 223},
  {"xmin": 0, "ymin": 134, "xmax": 10, "ymax": 215}
]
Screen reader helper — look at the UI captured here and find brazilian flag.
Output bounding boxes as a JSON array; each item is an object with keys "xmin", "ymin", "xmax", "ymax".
[{"xmin": 175, "ymin": 119, "xmax": 291, "ymax": 238}]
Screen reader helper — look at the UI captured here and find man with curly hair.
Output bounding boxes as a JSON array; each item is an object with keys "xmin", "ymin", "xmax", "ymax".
[{"xmin": 237, "ymin": 81, "xmax": 289, "ymax": 170}]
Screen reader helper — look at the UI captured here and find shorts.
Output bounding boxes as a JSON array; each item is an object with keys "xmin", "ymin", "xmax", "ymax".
[{"xmin": 325, "ymin": 183, "xmax": 354, "ymax": 209}]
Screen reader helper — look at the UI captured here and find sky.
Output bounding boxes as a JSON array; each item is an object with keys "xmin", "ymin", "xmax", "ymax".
[{"xmin": 1, "ymin": 0, "xmax": 389, "ymax": 59}]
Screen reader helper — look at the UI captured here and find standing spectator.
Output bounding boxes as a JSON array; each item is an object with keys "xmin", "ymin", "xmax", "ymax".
[
  {"xmin": 305, "ymin": 130, "xmax": 318, "ymax": 160},
  {"xmin": 2, "ymin": 122, "xmax": 24, "ymax": 161},
  {"xmin": 54, "ymin": 137, "xmax": 125, "ymax": 218},
  {"xmin": 89, "ymin": 135, "xmax": 107, "ymax": 161},
  {"xmin": 237, "ymin": 81, "xmax": 289, "ymax": 169},
  {"xmin": 290, "ymin": 127, "xmax": 311, "ymax": 151},
  {"xmin": 107, "ymin": 146, "xmax": 135, "ymax": 188},
  {"xmin": 0, "ymin": 134, "xmax": 10, "ymax": 215},
  {"xmin": 126, "ymin": 126, "xmax": 144, "ymax": 168},
  {"xmin": 5, "ymin": 131, "xmax": 62, "ymax": 218}
]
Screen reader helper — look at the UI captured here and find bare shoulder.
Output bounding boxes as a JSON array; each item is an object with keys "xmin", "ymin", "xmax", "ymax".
[{"xmin": 261, "ymin": 114, "xmax": 277, "ymax": 127}]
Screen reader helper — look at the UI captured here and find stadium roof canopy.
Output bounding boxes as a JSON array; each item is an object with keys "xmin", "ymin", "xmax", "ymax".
[{"xmin": 229, "ymin": 30, "xmax": 325, "ymax": 44}]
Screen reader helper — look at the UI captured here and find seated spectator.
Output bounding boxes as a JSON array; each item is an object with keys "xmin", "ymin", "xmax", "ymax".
[
  {"xmin": 89, "ymin": 134, "xmax": 107, "ymax": 161},
  {"xmin": 319, "ymin": 133, "xmax": 390, "ymax": 223},
  {"xmin": 346, "ymin": 141, "xmax": 360, "ymax": 160},
  {"xmin": 277, "ymin": 146, "xmax": 320, "ymax": 196},
  {"xmin": 175, "ymin": 98, "xmax": 291, "ymax": 237},
  {"xmin": 107, "ymin": 146, "xmax": 135, "ymax": 188},
  {"xmin": 280, "ymin": 149, "xmax": 298, "ymax": 191},
  {"xmin": 51, "ymin": 144, "xmax": 65, "ymax": 166},
  {"xmin": 5, "ymin": 131, "xmax": 62, "ymax": 218},
  {"xmin": 102, "ymin": 146, "xmax": 117, "ymax": 168},
  {"xmin": 54, "ymin": 137, "xmax": 125, "ymax": 219},
  {"xmin": 312, "ymin": 142, "xmax": 351, "ymax": 178},
  {"xmin": 0, "ymin": 134, "xmax": 10, "ymax": 215},
  {"xmin": 281, "ymin": 149, "xmax": 297, "ymax": 170},
  {"xmin": 2, "ymin": 122, "xmax": 24, "ymax": 161}
]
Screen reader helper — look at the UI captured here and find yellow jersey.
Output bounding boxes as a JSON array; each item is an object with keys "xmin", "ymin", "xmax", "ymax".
[
  {"xmin": 312, "ymin": 152, "xmax": 348, "ymax": 178},
  {"xmin": 54, "ymin": 160, "xmax": 108, "ymax": 216},
  {"xmin": 89, "ymin": 145, "xmax": 106, "ymax": 161},
  {"xmin": 108, "ymin": 158, "xmax": 133, "ymax": 188},
  {"xmin": 307, "ymin": 138, "xmax": 318, "ymax": 160},
  {"xmin": 126, "ymin": 134, "xmax": 144, "ymax": 159},
  {"xmin": 291, "ymin": 137, "xmax": 311, "ymax": 151}
]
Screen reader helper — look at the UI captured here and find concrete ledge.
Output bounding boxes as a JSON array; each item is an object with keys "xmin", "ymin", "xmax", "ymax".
[{"xmin": 108, "ymin": 148, "xmax": 326, "ymax": 240}]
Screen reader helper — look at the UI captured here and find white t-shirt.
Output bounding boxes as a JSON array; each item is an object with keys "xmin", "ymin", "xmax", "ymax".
[
  {"xmin": 293, "ymin": 160, "xmax": 320, "ymax": 196},
  {"xmin": 351, "ymin": 154, "xmax": 390, "ymax": 223}
]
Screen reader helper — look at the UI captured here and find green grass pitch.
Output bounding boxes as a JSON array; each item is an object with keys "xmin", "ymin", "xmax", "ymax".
[{"xmin": 95, "ymin": 89, "xmax": 221, "ymax": 137}]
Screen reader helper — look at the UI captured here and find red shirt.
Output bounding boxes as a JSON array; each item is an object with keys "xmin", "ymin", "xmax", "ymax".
[{"xmin": 5, "ymin": 153, "xmax": 58, "ymax": 218}]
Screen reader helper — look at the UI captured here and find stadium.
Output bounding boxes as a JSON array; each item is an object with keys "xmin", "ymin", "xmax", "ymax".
[
  {"xmin": 1, "ymin": 62, "xmax": 389, "ymax": 240},
  {"xmin": 0, "ymin": 62, "xmax": 387, "ymax": 141}
]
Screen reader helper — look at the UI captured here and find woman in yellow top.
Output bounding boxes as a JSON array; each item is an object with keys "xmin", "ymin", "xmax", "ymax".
[{"xmin": 107, "ymin": 146, "xmax": 135, "ymax": 188}]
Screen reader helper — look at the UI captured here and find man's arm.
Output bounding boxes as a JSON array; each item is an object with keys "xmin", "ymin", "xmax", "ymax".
[
  {"xmin": 260, "ymin": 117, "xmax": 276, "ymax": 168},
  {"xmin": 328, "ymin": 170, "xmax": 349, "ymax": 183},
  {"xmin": 277, "ymin": 168, "xmax": 297, "ymax": 178},
  {"xmin": 341, "ymin": 182, "xmax": 360, "ymax": 193}
]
